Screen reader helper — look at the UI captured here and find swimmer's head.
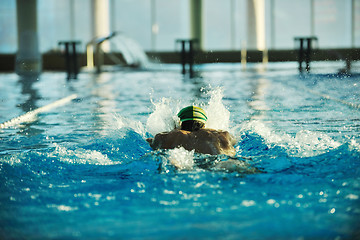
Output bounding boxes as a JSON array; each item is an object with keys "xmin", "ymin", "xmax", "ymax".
[{"xmin": 177, "ymin": 106, "xmax": 207, "ymax": 131}]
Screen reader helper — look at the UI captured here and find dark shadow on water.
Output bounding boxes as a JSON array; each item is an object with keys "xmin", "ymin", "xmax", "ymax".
[
  {"xmin": 15, "ymin": 76, "xmax": 45, "ymax": 136},
  {"xmin": 17, "ymin": 76, "xmax": 41, "ymax": 112}
]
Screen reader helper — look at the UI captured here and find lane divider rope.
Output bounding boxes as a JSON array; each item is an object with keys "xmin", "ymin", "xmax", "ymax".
[
  {"xmin": 305, "ymin": 88, "xmax": 360, "ymax": 109},
  {"xmin": 0, "ymin": 94, "xmax": 77, "ymax": 129}
]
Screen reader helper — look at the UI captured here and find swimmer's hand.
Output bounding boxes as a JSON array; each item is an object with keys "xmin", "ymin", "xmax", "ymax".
[{"xmin": 146, "ymin": 138, "xmax": 157, "ymax": 150}]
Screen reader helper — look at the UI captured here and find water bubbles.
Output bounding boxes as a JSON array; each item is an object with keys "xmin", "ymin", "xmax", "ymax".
[
  {"xmin": 106, "ymin": 196, "xmax": 116, "ymax": 201},
  {"xmin": 216, "ymin": 207, "xmax": 223, "ymax": 212},
  {"xmin": 266, "ymin": 199, "xmax": 280, "ymax": 208},
  {"xmin": 297, "ymin": 194, "xmax": 304, "ymax": 199},
  {"xmin": 241, "ymin": 200, "xmax": 256, "ymax": 207},
  {"xmin": 137, "ymin": 182, "xmax": 145, "ymax": 189},
  {"xmin": 319, "ymin": 191, "xmax": 330, "ymax": 197},
  {"xmin": 159, "ymin": 200, "xmax": 179, "ymax": 206},
  {"xmin": 345, "ymin": 194, "xmax": 359, "ymax": 200},
  {"xmin": 47, "ymin": 204, "xmax": 78, "ymax": 212},
  {"xmin": 329, "ymin": 208, "xmax": 336, "ymax": 214},
  {"xmin": 194, "ymin": 182, "xmax": 205, "ymax": 188},
  {"xmin": 163, "ymin": 189, "xmax": 176, "ymax": 195},
  {"xmin": 50, "ymin": 143, "xmax": 117, "ymax": 165}
]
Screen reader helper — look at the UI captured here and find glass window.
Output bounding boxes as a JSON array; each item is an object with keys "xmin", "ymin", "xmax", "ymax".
[
  {"xmin": 354, "ymin": 0, "xmax": 360, "ymax": 47},
  {"xmin": 155, "ymin": 0, "xmax": 190, "ymax": 51},
  {"xmin": 314, "ymin": 0, "xmax": 352, "ymax": 48},
  {"xmin": 236, "ymin": 0, "xmax": 248, "ymax": 50},
  {"xmin": 0, "ymin": 0, "xmax": 358, "ymax": 54},
  {"xmin": 272, "ymin": 0, "xmax": 312, "ymax": 49},
  {"xmin": 38, "ymin": 0, "xmax": 72, "ymax": 52},
  {"xmin": 203, "ymin": 0, "xmax": 232, "ymax": 50},
  {"xmin": 0, "ymin": 0, "xmax": 17, "ymax": 53},
  {"xmin": 73, "ymin": 0, "xmax": 92, "ymax": 51},
  {"xmin": 112, "ymin": 0, "xmax": 152, "ymax": 50}
]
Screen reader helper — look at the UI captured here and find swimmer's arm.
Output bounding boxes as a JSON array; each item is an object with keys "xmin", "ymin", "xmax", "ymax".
[
  {"xmin": 146, "ymin": 137, "xmax": 159, "ymax": 150},
  {"xmin": 146, "ymin": 138, "xmax": 154, "ymax": 146},
  {"xmin": 147, "ymin": 130, "xmax": 184, "ymax": 150},
  {"xmin": 146, "ymin": 133, "xmax": 166, "ymax": 150}
]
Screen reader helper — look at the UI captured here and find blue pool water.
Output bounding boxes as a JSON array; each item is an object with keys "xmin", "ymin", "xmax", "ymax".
[{"xmin": 0, "ymin": 63, "xmax": 360, "ymax": 239}]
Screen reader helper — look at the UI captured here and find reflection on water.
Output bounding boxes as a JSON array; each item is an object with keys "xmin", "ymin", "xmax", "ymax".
[
  {"xmin": 91, "ymin": 73, "xmax": 117, "ymax": 135},
  {"xmin": 16, "ymin": 76, "xmax": 44, "ymax": 136},
  {"xmin": 17, "ymin": 76, "xmax": 40, "ymax": 112},
  {"xmin": 248, "ymin": 77, "xmax": 270, "ymax": 120}
]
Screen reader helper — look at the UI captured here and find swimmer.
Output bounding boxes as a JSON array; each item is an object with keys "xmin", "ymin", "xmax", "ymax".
[{"xmin": 146, "ymin": 106, "xmax": 237, "ymax": 156}]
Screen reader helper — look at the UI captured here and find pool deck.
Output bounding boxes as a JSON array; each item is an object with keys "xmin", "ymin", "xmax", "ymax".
[{"xmin": 0, "ymin": 48, "xmax": 359, "ymax": 72}]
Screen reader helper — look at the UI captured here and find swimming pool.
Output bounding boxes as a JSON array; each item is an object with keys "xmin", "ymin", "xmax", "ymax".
[{"xmin": 0, "ymin": 62, "xmax": 359, "ymax": 239}]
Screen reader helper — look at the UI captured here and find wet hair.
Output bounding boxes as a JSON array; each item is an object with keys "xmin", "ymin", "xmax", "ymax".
[{"xmin": 180, "ymin": 120, "xmax": 205, "ymax": 132}]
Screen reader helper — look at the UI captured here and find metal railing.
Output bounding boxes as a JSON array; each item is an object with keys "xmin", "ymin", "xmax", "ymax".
[{"xmin": 86, "ymin": 32, "xmax": 120, "ymax": 73}]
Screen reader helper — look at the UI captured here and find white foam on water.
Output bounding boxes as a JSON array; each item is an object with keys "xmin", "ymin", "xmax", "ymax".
[
  {"xmin": 0, "ymin": 154, "xmax": 23, "ymax": 166},
  {"xmin": 146, "ymin": 97, "xmax": 181, "ymax": 136},
  {"xmin": 244, "ymin": 120, "xmax": 341, "ymax": 157},
  {"xmin": 50, "ymin": 143, "xmax": 118, "ymax": 165},
  {"xmin": 349, "ymin": 138, "xmax": 360, "ymax": 152},
  {"xmin": 113, "ymin": 114, "xmax": 147, "ymax": 137},
  {"xmin": 131, "ymin": 85, "xmax": 342, "ymax": 159},
  {"xmin": 203, "ymin": 87, "xmax": 231, "ymax": 131},
  {"xmin": 293, "ymin": 130, "xmax": 341, "ymax": 156},
  {"xmin": 167, "ymin": 147, "xmax": 195, "ymax": 170},
  {"xmin": 46, "ymin": 204, "xmax": 79, "ymax": 212},
  {"xmin": 243, "ymin": 75, "xmax": 342, "ymax": 158}
]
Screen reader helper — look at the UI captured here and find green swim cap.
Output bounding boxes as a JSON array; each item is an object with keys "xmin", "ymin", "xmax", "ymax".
[{"xmin": 177, "ymin": 106, "xmax": 207, "ymax": 123}]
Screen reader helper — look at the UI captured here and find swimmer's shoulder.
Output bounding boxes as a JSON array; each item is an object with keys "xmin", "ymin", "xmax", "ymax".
[
  {"xmin": 155, "ymin": 129, "xmax": 189, "ymax": 142},
  {"xmin": 197, "ymin": 128, "xmax": 231, "ymax": 136},
  {"xmin": 197, "ymin": 128, "xmax": 236, "ymax": 145}
]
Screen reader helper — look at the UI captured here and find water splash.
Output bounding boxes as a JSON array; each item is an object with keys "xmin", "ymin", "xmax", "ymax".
[
  {"xmin": 243, "ymin": 120, "xmax": 341, "ymax": 157},
  {"xmin": 49, "ymin": 143, "xmax": 119, "ymax": 165},
  {"xmin": 349, "ymin": 137, "xmax": 360, "ymax": 152},
  {"xmin": 112, "ymin": 85, "xmax": 343, "ymax": 160},
  {"xmin": 146, "ymin": 98, "xmax": 180, "ymax": 136},
  {"xmin": 203, "ymin": 87, "xmax": 231, "ymax": 131},
  {"xmin": 146, "ymin": 86, "xmax": 230, "ymax": 136},
  {"xmin": 113, "ymin": 114, "xmax": 146, "ymax": 137},
  {"xmin": 168, "ymin": 147, "xmax": 195, "ymax": 170}
]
